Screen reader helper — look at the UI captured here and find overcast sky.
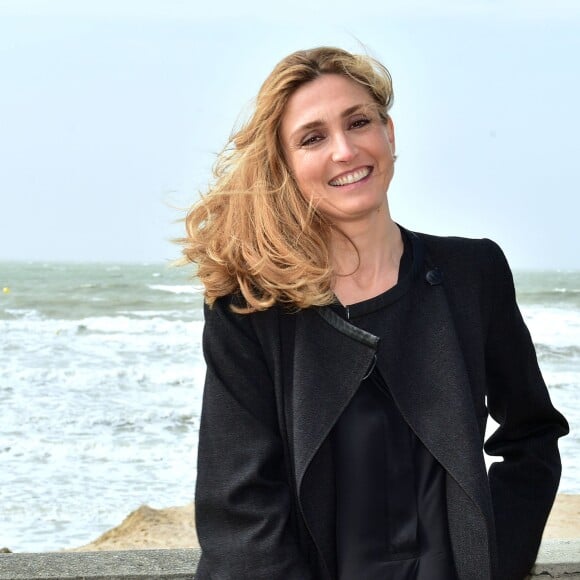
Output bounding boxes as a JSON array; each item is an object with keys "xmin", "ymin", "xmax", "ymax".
[{"xmin": 0, "ymin": 0, "xmax": 578, "ymax": 268}]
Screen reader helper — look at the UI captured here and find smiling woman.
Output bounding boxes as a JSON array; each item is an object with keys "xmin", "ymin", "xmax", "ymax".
[
  {"xmin": 279, "ymin": 73, "xmax": 401, "ymax": 304},
  {"xmin": 180, "ymin": 47, "xmax": 568, "ymax": 580},
  {"xmin": 280, "ymin": 75, "xmax": 396, "ymax": 222}
]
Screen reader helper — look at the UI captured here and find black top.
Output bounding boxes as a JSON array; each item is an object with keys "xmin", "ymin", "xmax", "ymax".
[{"xmin": 330, "ymin": 231, "xmax": 458, "ymax": 580}]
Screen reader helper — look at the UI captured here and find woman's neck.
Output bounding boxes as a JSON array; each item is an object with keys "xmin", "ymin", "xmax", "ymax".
[{"xmin": 330, "ymin": 207, "xmax": 404, "ymax": 306}]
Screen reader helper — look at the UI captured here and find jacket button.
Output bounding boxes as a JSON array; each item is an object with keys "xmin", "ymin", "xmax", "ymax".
[{"xmin": 426, "ymin": 268, "xmax": 443, "ymax": 285}]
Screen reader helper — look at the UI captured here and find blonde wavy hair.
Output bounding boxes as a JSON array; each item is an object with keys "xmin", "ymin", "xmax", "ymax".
[{"xmin": 180, "ymin": 46, "xmax": 394, "ymax": 312}]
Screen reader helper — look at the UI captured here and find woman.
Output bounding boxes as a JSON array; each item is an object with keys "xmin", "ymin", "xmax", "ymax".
[{"xmin": 182, "ymin": 47, "xmax": 568, "ymax": 580}]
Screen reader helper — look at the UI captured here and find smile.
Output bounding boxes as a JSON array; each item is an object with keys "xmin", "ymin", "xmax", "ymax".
[{"xmin": 329, "ymin": 167, "xmax": 372, "ymax": 187}]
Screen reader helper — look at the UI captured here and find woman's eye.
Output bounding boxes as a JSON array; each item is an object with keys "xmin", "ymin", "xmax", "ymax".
[
  {"xmin": 350, "ymin": 117, "xmax": 370, "ymax": 129},
  {"xmin": 300, "ymin": 134, "xmax": 324, "ymax": 147}
]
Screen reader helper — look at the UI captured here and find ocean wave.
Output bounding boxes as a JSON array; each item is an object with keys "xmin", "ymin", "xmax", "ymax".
[
  {"xmin": 116, "ymin": 309, "xmax": 193, "ymax": 319},
  {"xmin": 2, "ymin": 308, "xmax": 42, "ymax": 321},
  {"xmin": 519, "ymin": 288, "xmax": 580, "ymax": 297},
  {"xmin": 148, "ymin": 284, "xmax": 204, "ymax": 295},
  {"xmin": 0, "ymin": 315, "xmax": 204, "ymax": 337},
  {"xmin": 521, "ymin": 305, "xmax": 580, "ymax": 349},
  {"xmin": 518, "ymin": 290, "xmax": 580, "ymax": 309},
  {"xmin": 74, "ymin": 315, "xmax": 204, "ymax": 336},
  {"xmin": 536, "ymin": 343, "xmax": 580, "ymax": 362}
]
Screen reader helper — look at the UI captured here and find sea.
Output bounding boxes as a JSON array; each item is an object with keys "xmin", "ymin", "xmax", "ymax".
[{"xmin": 0, "ymin": 262, "xmax": 578, "ymax": 553}]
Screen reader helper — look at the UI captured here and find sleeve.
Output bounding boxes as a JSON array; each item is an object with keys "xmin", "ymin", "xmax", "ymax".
[
  {"xmin": 483, "ymin": 240, "xmax": 569, "ymax": 580},
  {"xmin": 194, "ymin": 297, "xmax": 314, "ymax": 580}
]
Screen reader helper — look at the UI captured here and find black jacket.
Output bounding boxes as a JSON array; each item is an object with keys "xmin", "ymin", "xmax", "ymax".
[{"xmin": 194, "ymin": 231, "xmax": 568, "ymax": 580}]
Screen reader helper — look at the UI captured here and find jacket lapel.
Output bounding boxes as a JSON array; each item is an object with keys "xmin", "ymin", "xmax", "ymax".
[
  {"xmin": 378, "ymin": 267, "xmax": 491, "ymax": 509},
  {"xmin": 287, "ymin": 308, "xmax": 378, "ymax": 579},
  {"xmin": 377, "ymin": 255, "xmax": 494, "ymax": 579},
  {"xmin": 290, "ymin": 307, "xmax": 378, "ymax": 492}
]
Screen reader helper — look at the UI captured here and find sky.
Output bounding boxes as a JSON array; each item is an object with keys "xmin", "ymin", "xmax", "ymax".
[{"xmin": 0, "ymin": 0, "xmax": 579, "ymax": 268}]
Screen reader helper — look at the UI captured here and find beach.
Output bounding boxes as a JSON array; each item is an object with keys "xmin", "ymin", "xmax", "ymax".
[{"xmin": 64, "ymin": 495, "xmax": 580, "ymax": 552}]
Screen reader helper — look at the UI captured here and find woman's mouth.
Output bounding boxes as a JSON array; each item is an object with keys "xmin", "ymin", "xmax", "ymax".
[{"xmin": 329, "ymin": 166, "xmax": 372, "ymax": 187}]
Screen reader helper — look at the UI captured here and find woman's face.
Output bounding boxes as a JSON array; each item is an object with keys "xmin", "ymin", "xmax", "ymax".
[{"xmin": 280, "ymin": 73, "xmax": 395, "ymax": 225}]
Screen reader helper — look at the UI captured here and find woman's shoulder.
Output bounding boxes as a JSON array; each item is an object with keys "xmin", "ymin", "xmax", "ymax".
[
  {"xmin": 411, "ymin": 229, "xmax": 498, "ymax": 255},
  {"xmin": 204, "ymin": 292, "xmax": 290, "ymax": 336},
  {"xmin": 408, "ymin": 229, "xmax": 504, "ymax": 269},
  {"xmin": 405, "ymin": 228, "xmax": 513, "ymax": 292}
]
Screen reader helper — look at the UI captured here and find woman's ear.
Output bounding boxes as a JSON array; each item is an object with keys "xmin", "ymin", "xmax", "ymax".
[{"xmin": 386, "ymin": 116, "xmax": 397, "ymax": 161}]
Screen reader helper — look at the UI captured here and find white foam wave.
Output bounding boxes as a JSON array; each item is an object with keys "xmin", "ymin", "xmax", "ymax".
[
  {"xmin": 116, "ymin": 309, "xmax": 191, "ymax": 319},
  {"xmin": 4, "ymin": 308, "xmax": 42, "ymax": 320},
  {"xmin": 148, "ymin": 284, "xmax": 203, "ymax": 295},
  {"xmin": 543, "ymin": 371, "xmax": 580, "ymax": 388},
  {"xmin": 521, "ymin": 305, "xmax": 580, "ymax": 349},
  {"xmin": 0, "ymin": 315, "xmax": 203, "ymax": 336}
]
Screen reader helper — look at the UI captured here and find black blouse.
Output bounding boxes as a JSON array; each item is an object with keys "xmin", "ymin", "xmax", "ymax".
[{"xmin": 330, "ymin": 231, "xmax": 458, "ymax": 580}]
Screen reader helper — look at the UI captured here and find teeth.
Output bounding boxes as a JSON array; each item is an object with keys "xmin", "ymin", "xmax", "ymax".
[{"xmin": 329, "ymin": 167, "xmax": 371, "ymax": 186}]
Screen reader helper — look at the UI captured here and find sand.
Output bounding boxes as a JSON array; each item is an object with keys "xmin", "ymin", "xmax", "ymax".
[
  {"xmin": 66, "ymin": 494, "xmax": 580, "ymax": 552},
  {"xmin": 68, "ymin": 504, "xmax": 198, "ymax": 551},
  {"xmin": 540, "ymin": 494, "xmax": 580, "ymax": 539}
]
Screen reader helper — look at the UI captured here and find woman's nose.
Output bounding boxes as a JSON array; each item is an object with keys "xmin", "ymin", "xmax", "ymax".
[{"xmin": 331, "ymin": 133, "xmax": 357, "ymax": 163}]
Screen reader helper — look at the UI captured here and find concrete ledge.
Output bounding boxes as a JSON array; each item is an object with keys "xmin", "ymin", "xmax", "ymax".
[
  {"xmin": 0, "ymin": 549, "xmax": 201, "ymax": 580},
  {"xmin": 529, "ymin": 539, "xmax": 580, "ymax": 579},
  {"xmin": 0, "ymin": 541, "xmax": 578, "ymax": 579}
]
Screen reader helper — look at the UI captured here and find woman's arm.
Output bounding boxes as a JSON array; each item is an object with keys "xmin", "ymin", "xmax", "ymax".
[
  {"xmin": 483, "ymin": 240, "xmax": 569, "ymax": 580},
  {"xmin": 195, "ymin": 297, "xmax": 313, "ymax": 580}
]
